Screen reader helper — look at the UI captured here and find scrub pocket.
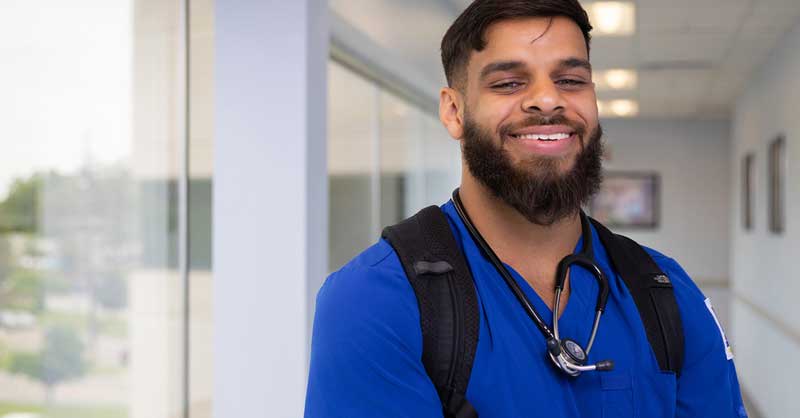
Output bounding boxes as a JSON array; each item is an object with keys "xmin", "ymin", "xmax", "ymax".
[{"xmin": 601, "ymin": 370, "xmax": 634, "ymax": 418}]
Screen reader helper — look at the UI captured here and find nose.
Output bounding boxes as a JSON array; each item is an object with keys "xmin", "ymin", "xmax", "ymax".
[{"xmin": 521, "ymin": 78, "xmax": 566, "ymax": 115}]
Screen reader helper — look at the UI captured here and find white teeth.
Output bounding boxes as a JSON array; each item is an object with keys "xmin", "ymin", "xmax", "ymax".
[{"xmin": 513, "ymin": 133, "xmax": 571, "ymax": 141}]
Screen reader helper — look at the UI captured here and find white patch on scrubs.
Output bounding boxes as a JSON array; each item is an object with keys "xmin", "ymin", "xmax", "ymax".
[{"xmin": 704, "ymin": 297, "xmax": 734, "ymax": 360}]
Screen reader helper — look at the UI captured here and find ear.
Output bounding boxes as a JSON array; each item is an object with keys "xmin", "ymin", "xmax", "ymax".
[{"xmin": 439, "ymin": 87, "xmax": 464, "ymax": 140}]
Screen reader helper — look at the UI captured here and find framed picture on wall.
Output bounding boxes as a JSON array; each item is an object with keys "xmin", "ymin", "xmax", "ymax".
[
  {"xmin": 589, "ymin": 172, "xmax": 659, "ymax": 229},
  {"xmin": 742, "ymin": 153, "xmax": 755, "ymax": 230},
  {"xmin": 769, "ymin": 135, "xmax": 786, "ymax": 234}
]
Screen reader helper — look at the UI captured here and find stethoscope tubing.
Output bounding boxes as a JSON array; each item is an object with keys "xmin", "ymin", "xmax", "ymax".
[
  {"xmin": 452, "ymin": 190, "xmax": 556, "ymax": 341},
  {"xmin": 451, "ymin": 189, "xmax": 610, "ymax": 367}
]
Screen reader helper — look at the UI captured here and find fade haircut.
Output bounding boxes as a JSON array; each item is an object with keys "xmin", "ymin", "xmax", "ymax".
[{"xmin": 441, "ymin": 0, "xmax": 593, "ymax": 90}]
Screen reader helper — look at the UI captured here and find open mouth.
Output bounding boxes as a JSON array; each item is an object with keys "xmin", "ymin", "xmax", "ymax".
[
  {"xmin": 504, "ymin": 125, "xmax": 579, "ymax": 156},
  {"xmin": 509, "ymin": 132, "xmax": 574, "ymax": 142}
]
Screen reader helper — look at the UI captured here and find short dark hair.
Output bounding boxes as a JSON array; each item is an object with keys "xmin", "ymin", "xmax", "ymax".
[{"xmin": 441, "ymin": 0, "xmax": 593, "ymax": 89}]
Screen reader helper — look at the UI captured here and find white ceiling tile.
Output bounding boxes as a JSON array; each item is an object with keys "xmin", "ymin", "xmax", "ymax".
[
  {"xmin": 590, "ymin": 36, "xmax": 638, "ymax": 68},
  {"xmin": 596, "ymin": 89, "xmax": 640, "ymax": 101},
  {"xmin": 639, "ymin": 69, "xmax": 713, "ymax": 99},
  {"xmin": 682, "ymin": 2, "xmax": 750, "ymax": 34},
  {"xmin": 708, "ymin": 67, "xmax": 756, "ymax": 104},
  {"xmin": 636, "ymin": 99, "xmax": 699, "ymax": 118},
  {"xmin": 739, "ymin": 2, "xmax": 800, "ymax": 36},
  {"xmin": 637, "ymin": 33, "xmax": 731, "ymax": 63},
  {"xmin": 719, "ymin": 42, "xmax": 772, "ymax": 73},
  {"xmin": 693, "ymin": 102, "xmax": 731, "ymax": 118},
  {"xmin": 638, "ymin": 2, "xmax": 747, "ymax": 35}
]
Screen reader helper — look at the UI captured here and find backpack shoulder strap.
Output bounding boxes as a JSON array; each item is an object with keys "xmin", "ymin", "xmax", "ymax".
[
  {"xmin": 589, "ymin": 217, "xmax": 685, "ymax": 375},
  {"xmin": 382, "ymin": 206, "xmax": 480, "ymax": 418}
]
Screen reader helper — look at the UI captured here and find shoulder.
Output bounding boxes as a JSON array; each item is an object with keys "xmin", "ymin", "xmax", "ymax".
[
  {"xmin": 641, "ymin": 247, "xmax": 733, "ymax": 368},
  {"xmin": 314, "ymin": 239, "xmax": 421, "ymax": 353},
  {"xmin": 319, "ymin": 239, "xmax": 411, "ymax": 308}
]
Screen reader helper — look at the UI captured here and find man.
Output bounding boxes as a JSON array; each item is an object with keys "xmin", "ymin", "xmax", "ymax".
[{"xmin": 305, "ymin": 0, "xmax": 748, "ymax": 417}]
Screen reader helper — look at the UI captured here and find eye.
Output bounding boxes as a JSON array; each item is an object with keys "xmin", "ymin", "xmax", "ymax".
[
  {"xmin": 556, "ymin": 79, "xmax": 587, "ymax": 87},
  {"xmin": 491, "ymin": 81, "xmax": 525, "ymax": 91}
]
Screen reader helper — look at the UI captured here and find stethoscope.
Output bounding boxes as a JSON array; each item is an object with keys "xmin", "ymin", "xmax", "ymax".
[{"xmin": 451, "ymin": 189, "xmax": 614, "ymax": 377}]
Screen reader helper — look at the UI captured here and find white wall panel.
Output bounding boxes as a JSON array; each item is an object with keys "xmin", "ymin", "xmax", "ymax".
[
  {"xmin": 214, "ymin": 1, "xmax": 328, "ymax": 417},
  {"xmin": 729, "ymin": 14, "xmax": 800, "ymax": 418}
]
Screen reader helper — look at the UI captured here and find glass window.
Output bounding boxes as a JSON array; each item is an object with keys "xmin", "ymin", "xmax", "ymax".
[
  {"xmin": 0, "ymin": 1, "xmax": 212, "ymax": 417},
  {"xmin": 379, "ymin": 90, "xmax": 420, "ymax": 226},
  {"xmin": 421, "ymin": 113, "xmax": 461, "ymax": 205},
  {"xmin": 327, "ymin": 59, "xmax": 461, "ymax": 273},
  {"xmin": 328, "ymin": 61, "xmax": 379, "ymax": 273}
]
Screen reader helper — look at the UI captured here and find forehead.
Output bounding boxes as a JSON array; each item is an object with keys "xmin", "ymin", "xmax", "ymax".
[{"xmin": 470, "ymin": 16, "xmax": 589, "ymax": 71}]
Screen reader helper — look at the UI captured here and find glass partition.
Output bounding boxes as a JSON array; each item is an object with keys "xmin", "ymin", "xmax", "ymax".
[
  {"xmin": 328, "ymin": 61, "xmax": 379, "ymax": 273},
  {"xmin": 327, "ymin": 60, "xmax": 460, "ymax": 273},
  {"xmin": 0, "ymin": 1, "xmax": 214, "ymax": 417}
]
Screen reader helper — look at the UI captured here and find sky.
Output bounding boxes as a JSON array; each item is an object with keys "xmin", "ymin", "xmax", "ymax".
[{"xmin": 0, "ymin": 0, "xmax": 133, "ymax": 197}]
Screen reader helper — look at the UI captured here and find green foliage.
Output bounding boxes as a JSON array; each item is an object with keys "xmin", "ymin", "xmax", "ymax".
[
  {"xmin": 0, "ymin": 237, "xmax": 12, "ymax": 282},
  {"xmin": 0, "ymin": 341, "xmax": 11, "ymax": 370},
  {"xmin": 1, "ymin": 268, "xmax": 45, "ymax": 313},
  {"xmin": 0, "ymin": 402, "xmax": 128, "ymax": 418},
  {"xmin": 39, "ymin": 312, "xmax": 128, "ymax": 338},
  {"xmin": 0, "ymin": 174, "xmax": 42, "ymax": 233},
  {"xmin": 9, "ymin": 351, "xmax": 39, "ymax": 376},
  {"xmin": 39, "ymin": 312, "xmax": 86, "ymax": 330},
  {"xmin": 42, "ymin": 273, "xmax": 73, "ymax": 294},
  {"xmin": 8, "ymin": 326, "xmax": 88, "ymax": 388}
]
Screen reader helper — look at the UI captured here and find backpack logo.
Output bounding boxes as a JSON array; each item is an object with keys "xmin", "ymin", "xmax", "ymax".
[{"xmin": 653, "ymin": 274, "xmax": 670, "ymax": 284}]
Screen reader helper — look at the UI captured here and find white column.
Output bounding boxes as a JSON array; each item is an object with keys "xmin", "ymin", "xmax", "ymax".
[{"xmin": 214, "ymin": 1, "xmax": 328, "ymax": 417}]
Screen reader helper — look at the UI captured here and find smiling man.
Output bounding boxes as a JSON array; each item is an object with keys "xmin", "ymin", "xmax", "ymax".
[{"xmin": 305, "ymin": 1, "xmax": 748, "ymax": 417}]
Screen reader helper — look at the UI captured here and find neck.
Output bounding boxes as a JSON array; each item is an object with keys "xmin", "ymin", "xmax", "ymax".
[{"xmin": 458, "ymin": 173, "xmax": 583, "ymax": 290}]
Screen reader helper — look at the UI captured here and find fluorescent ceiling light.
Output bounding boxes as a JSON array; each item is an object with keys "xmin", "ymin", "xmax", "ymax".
[
  {"xmin": 595, "ymin": 69, "xmax": 638, "ymax": 90},
  {"xmin": 598, "ymin": 99, "xmax": 639, "ymax": 117},
  {"xmin": 585, "ymin": 2, "xmax": 636, "ymax": 36}
]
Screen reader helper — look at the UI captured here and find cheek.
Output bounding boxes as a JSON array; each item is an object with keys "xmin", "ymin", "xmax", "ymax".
[
  {"xmin": 473, "ymin": 96, "xmax": 519, "ymax": 131},
  {"xmin": 565, "ymin": 94, "xmax": 598, "ymax": 127}
]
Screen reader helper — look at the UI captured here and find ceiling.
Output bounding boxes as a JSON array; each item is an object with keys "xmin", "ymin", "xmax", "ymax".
[{"xmin": 330, "ymin": 0, "xmax": 800, "ymax": 119}]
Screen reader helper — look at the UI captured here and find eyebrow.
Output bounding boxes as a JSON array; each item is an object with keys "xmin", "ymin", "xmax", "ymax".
[
  {"xmin": 558, "ymin": 57, "xmax": 592, "ymax": 73},
  {"xmin": 478, "ymin": 57, "xmax": 593, "ymax": 81},
  {"xmin": 479, "ymin": 60, "xmax": 526, "ymax": 81}
]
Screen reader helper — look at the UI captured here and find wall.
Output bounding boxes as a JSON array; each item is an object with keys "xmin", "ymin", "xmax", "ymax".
[
  {"xmin": 601, "ymin": 118, "xmax": 731, "ymax": 285},
  {"xmin": 729, "ymin": 17, "xmax": 800, "ymax": 418},
  {"xmin": 215, "ymin": 1, "xmax": 329, "ymax": 417}
]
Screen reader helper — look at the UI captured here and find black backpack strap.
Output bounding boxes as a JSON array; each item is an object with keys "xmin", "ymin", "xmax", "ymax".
[
  {"xmin": 589, "ymin": 218, "xmax": 685, "ymax": 375},
  {"xmin": 382, "ymin": 206, "xmax": 480, "ymax": 418}
]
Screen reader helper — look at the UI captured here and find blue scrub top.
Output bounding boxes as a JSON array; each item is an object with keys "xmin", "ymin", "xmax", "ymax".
[{"xmin": 306, "ymin": 201, "xmax": 748, "ymax": 418}]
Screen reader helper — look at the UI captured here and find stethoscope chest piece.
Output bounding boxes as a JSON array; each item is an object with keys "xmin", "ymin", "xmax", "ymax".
[
  {"xmin": 563, "ymin": 339, "xmax": 587, "ymax": 363},
  {"xmin": 547, "ymin": 337, "xmax": 600, "ymax": 377}
]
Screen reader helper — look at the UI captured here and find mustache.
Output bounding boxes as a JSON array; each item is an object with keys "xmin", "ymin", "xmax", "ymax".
[{"xmin": 498, "ymin": 115, "xmax": 587, "ymax": 140}]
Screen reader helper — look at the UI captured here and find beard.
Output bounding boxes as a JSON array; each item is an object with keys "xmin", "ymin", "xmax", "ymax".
[{"xmin": 462, "ymin": 112, "xmax": 604, "ymax": 226}]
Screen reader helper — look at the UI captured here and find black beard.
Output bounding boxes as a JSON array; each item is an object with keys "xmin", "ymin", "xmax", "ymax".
[{"xmin": 462, "ymin": 113, "xmax": 604, "ymax": 226}]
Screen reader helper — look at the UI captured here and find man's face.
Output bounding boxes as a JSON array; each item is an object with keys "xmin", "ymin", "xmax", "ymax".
[
  {"xmin": 440, "ymin": 16, "xmax": 603, "ymax": 225},
  {"xmin": 463, "ymin": 16, "xmax": 599, "ymax": 174}
]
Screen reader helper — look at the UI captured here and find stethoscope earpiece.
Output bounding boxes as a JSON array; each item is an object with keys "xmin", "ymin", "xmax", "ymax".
[{"xmin": 452, "ymin": 188, "xmax": 615, "ymax": 378}]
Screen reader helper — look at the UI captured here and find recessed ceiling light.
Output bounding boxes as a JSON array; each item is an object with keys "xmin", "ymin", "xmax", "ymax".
[
  {"xmin": 595, "ymin": 69, "xmax": 637, "ymax": 90},
  {"xmin": 584, "ymin": 2, "xmax": 636, "ymax": 36},
  {"xmin": 598, "ymin": 99, "xmax": 639, "ymax": 117}
]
